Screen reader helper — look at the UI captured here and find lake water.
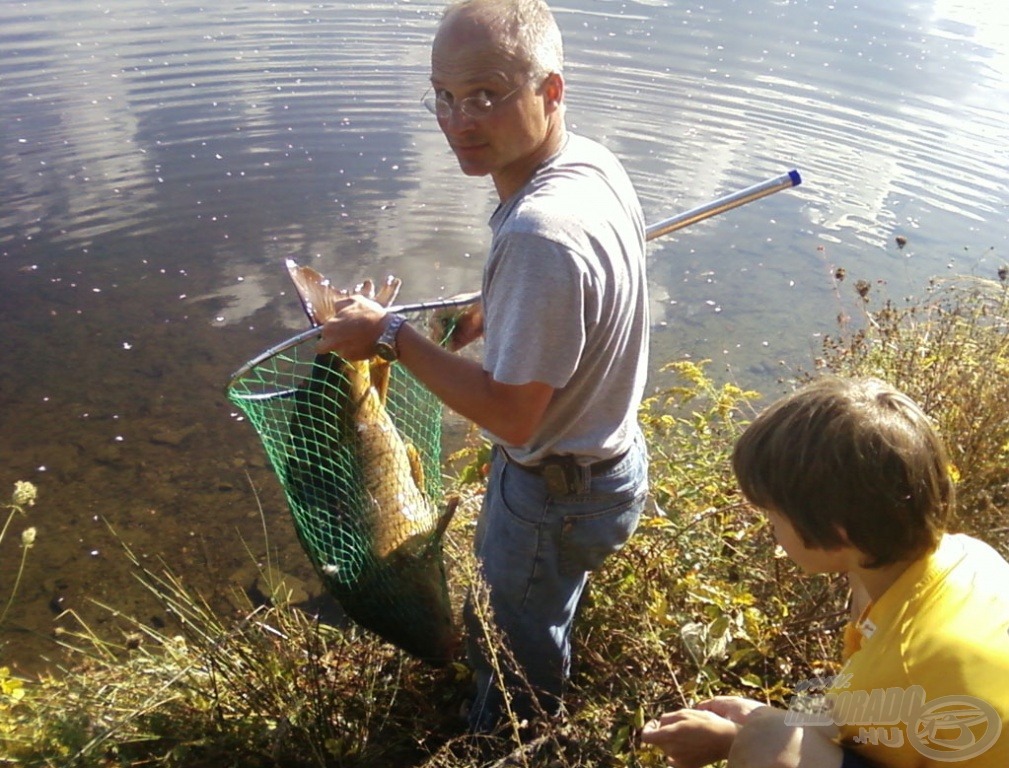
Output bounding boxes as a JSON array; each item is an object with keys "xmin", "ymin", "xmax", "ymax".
[{"xmin": 2, "ymin": 0, "xmax": 1007, "ymax": 671}]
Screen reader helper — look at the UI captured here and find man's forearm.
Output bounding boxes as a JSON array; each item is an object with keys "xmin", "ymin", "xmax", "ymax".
[{"xmin": 395, "ymin": 322, "xmax": 552, "ymax": 446}]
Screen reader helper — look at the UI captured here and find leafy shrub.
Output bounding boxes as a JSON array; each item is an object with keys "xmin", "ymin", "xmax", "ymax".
[
  {"xmin": 810, "ymin": 274, "xmax": 1009, "ymax": 557},
  {"xmin": 564, "ymin": 362, "xmax": 847, "ymax": 767}
]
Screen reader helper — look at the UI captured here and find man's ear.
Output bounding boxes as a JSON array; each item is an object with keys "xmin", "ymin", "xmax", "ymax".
[{"xmin": 541, "ymin": 71, "xmax": 564, "ymax": 108}]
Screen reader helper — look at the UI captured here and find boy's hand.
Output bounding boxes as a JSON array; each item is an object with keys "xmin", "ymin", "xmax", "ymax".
[
  {"xmin": 695, "ymin": 695, "xmax": 768, "ymax": 724},
  {"xmin": 640, "ymin": 707, "xmax": 739, "ymax": 768}
]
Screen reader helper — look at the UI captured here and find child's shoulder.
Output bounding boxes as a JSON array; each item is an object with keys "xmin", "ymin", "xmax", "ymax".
[
  {"xmin": 930, "ymin": 533, "xmax": 1009, "ymax": 592},
  {"xmin": 883, "ymin": 533, "xmax": 1007, "ymax": 614},
  {"xmin": 904, "ymin": 533, "xmax": 1009, "ymax": 665},
  {"xmin": 887, "ymin": 535, "xmax": 1009, "ymax": 728}
]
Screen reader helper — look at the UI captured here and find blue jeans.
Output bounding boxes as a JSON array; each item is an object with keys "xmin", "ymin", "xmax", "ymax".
[{"xmin": 465, "ymin": 431, "xmax": 648, "ymax": 732}]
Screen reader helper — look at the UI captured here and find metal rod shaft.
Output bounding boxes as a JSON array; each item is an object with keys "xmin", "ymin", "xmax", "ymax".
[
  {"xmin": 645, "ymin": 169, "xmax": 802, "ymax": 241},
  {"xmin": 228, "ymin": 169, "xmax": 802, "ymax": 386},
  {"xmin": 237, "ymin": 294, "xmax": 481, "ymax": 376}
]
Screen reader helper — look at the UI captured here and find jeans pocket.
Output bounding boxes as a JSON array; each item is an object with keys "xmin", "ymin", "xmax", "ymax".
[{"xmin": 558, "ymin": 492, "xmax": 645, "ymax": 576}]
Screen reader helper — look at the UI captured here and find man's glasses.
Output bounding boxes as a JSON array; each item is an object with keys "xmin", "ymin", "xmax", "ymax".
[{"xmin": 421, "ymin": 83, "xmax": 525, "ymax": 121}]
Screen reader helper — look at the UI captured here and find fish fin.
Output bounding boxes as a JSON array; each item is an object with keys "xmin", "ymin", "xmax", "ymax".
[
  {"xmin": 433, "ymin": 495, "xmax": 460, "ymax": 541},
  {"xmin": 375, "ymin": 275, "xmax": 402, "ymax": 308},
  {"xmin": 355, "ymin": 279, "xmax": 375, "ymax": 300},
  {"xmin": 416, "ymin": 495, "xmax": 459, "ymax": 558},
  {"xmin": 286, "ymin": 259, "xmax": 346, "ymax": 325},
  {"xmin": 370, "ymin": 359, "xmax": 392, "ymax": 404},
  {"xmin": 405, "ymin": 441, "xmax": 426, "ymax": 489},
  {"xmin": 287, "ymin": 263, "xmax": 403, "ymax": 329},
  {"xmin": 346, "ymin": 359, "xmax": 373, "ymax": 404}
]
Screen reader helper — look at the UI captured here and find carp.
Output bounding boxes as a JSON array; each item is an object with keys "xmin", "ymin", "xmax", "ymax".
[{"xmin": 283, "ymin": 259, "xmax": 457, "ymax": 665}]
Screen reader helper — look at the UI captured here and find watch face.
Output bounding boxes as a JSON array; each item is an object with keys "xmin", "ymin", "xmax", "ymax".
[{"xmin": 375, "ymin": 342, "xmax": 397, "ymax": 362}]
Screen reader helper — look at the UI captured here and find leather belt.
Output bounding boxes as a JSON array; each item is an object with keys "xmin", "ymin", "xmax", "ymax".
[
  {"xmin": 504, "ymin": 449, "xmax": 629, "ymax": 496},
  {"xmin": 508, "ymin": 451, "xmax": 626, "ymax": 476}
]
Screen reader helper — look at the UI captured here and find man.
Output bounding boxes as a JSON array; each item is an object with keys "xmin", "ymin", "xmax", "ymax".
[{"xmin": 317, "ymin": 0, "xmax": 650, "ymax": 733}]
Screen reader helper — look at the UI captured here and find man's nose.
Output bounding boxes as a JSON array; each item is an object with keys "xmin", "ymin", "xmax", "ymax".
[{"xmin": 440, "ymin": 106, "xmax": 476, "ymax": 132}]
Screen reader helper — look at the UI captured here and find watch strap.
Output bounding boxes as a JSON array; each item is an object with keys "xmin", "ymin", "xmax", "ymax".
[{"xmin": 375, "ymin": 312, "xmax": 407, "ymax": 361}]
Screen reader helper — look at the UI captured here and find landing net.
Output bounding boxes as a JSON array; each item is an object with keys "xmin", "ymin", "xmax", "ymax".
[{"xmin": 225, "ymin": 309, "xmax": 444, "ymax": 601}]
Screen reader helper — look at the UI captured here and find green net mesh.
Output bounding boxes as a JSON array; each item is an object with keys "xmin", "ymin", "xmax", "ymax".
[{"xmin": 226, "ymin": 309, "xmax": 457, "ymax": 664}]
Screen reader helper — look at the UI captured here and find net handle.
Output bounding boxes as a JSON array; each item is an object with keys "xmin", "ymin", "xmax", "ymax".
[
  {"xmin": 225, "ymin": 295, "xmax": 480, "ymax": 389},
  {"xmin": 644, "ymin": 169, "xmax": 801, "ymax": 241},
  {"xmin": 225, "ymin": 169, "xmax": 802, "ymax": 390}
]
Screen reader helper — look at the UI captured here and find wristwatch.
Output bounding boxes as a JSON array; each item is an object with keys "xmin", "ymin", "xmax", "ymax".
[{"xmin": 374, "ymin": 313, "xmax": 407, "ymax": 362}]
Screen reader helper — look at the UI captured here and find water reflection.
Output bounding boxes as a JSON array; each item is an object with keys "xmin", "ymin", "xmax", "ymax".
[{"xmin": 1, "ymin": 0, "xmax": 1007, "ymax": 671}]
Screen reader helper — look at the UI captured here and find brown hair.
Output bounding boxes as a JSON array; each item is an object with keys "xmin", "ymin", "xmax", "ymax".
[{"xmin": 732, "ymin": 377, "xmax": 953, "ymax": 567}]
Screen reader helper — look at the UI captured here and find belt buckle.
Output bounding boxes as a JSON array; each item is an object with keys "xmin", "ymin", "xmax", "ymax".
[{"xmin": 542, "ymin": 460, "xmax": 577, "ymax": 496}]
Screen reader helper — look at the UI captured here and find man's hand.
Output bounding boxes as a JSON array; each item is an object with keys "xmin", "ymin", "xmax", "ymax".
[
  {"xmin": 428, "ymin": 292, "xmax": 483, "ymax": 352},
  {"xmin": 315, "ymin": 294, "xmax": 387, "ymax": 360}
]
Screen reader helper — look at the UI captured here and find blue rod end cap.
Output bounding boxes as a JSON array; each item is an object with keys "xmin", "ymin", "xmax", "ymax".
[{"xmin": 789, "ymin": 169, "xmax": 802, "ymax": 186}]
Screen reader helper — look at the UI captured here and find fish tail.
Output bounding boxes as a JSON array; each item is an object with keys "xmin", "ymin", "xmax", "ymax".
[{"xmin": 286, "ymin": 259, "xmax": 344, "ymax": 326}]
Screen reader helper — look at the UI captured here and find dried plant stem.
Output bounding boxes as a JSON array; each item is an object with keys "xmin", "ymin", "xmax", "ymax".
[{"xmin": 0, "ymin": 540, "xmax": 32, "ymax": 626}]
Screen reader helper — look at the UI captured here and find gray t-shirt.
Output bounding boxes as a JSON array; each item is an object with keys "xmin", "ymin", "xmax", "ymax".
[{"xmin": 483, "ymin": 133, "xmax": 649, "ymax": 464}]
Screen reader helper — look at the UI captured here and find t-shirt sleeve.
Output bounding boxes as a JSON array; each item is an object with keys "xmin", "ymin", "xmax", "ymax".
[{"xmin": 482, "ymin": 231, "xmax": 589, "ymax": 389}]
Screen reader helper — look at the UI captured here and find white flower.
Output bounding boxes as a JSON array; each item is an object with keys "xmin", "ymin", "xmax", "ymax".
[
  {"xmin": 12, "ymin": 481, "xmax": 37, "ymax": 509},
  {"xmin": 21, "ymin": 527, "xmax": 37, "ymax": 547}
]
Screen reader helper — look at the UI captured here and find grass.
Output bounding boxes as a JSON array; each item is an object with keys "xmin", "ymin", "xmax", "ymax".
[{"xmin": 2, "ymin": 273, "xmax": 1009, "ymax": 767}]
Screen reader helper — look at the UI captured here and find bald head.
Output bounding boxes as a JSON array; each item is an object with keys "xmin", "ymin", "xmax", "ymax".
[
  {"xmin": 436, "ymin": 0, "xmax": 564, "ymax": 82},
  {"xmin": 429, "ymin": 0, "xmax": 567, "ymax": 199}
]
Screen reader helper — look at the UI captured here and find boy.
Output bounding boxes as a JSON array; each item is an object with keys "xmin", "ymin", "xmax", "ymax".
[{"xmin": 641, "ymin": 377, "xmax": 1009, "ymax": 768}]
